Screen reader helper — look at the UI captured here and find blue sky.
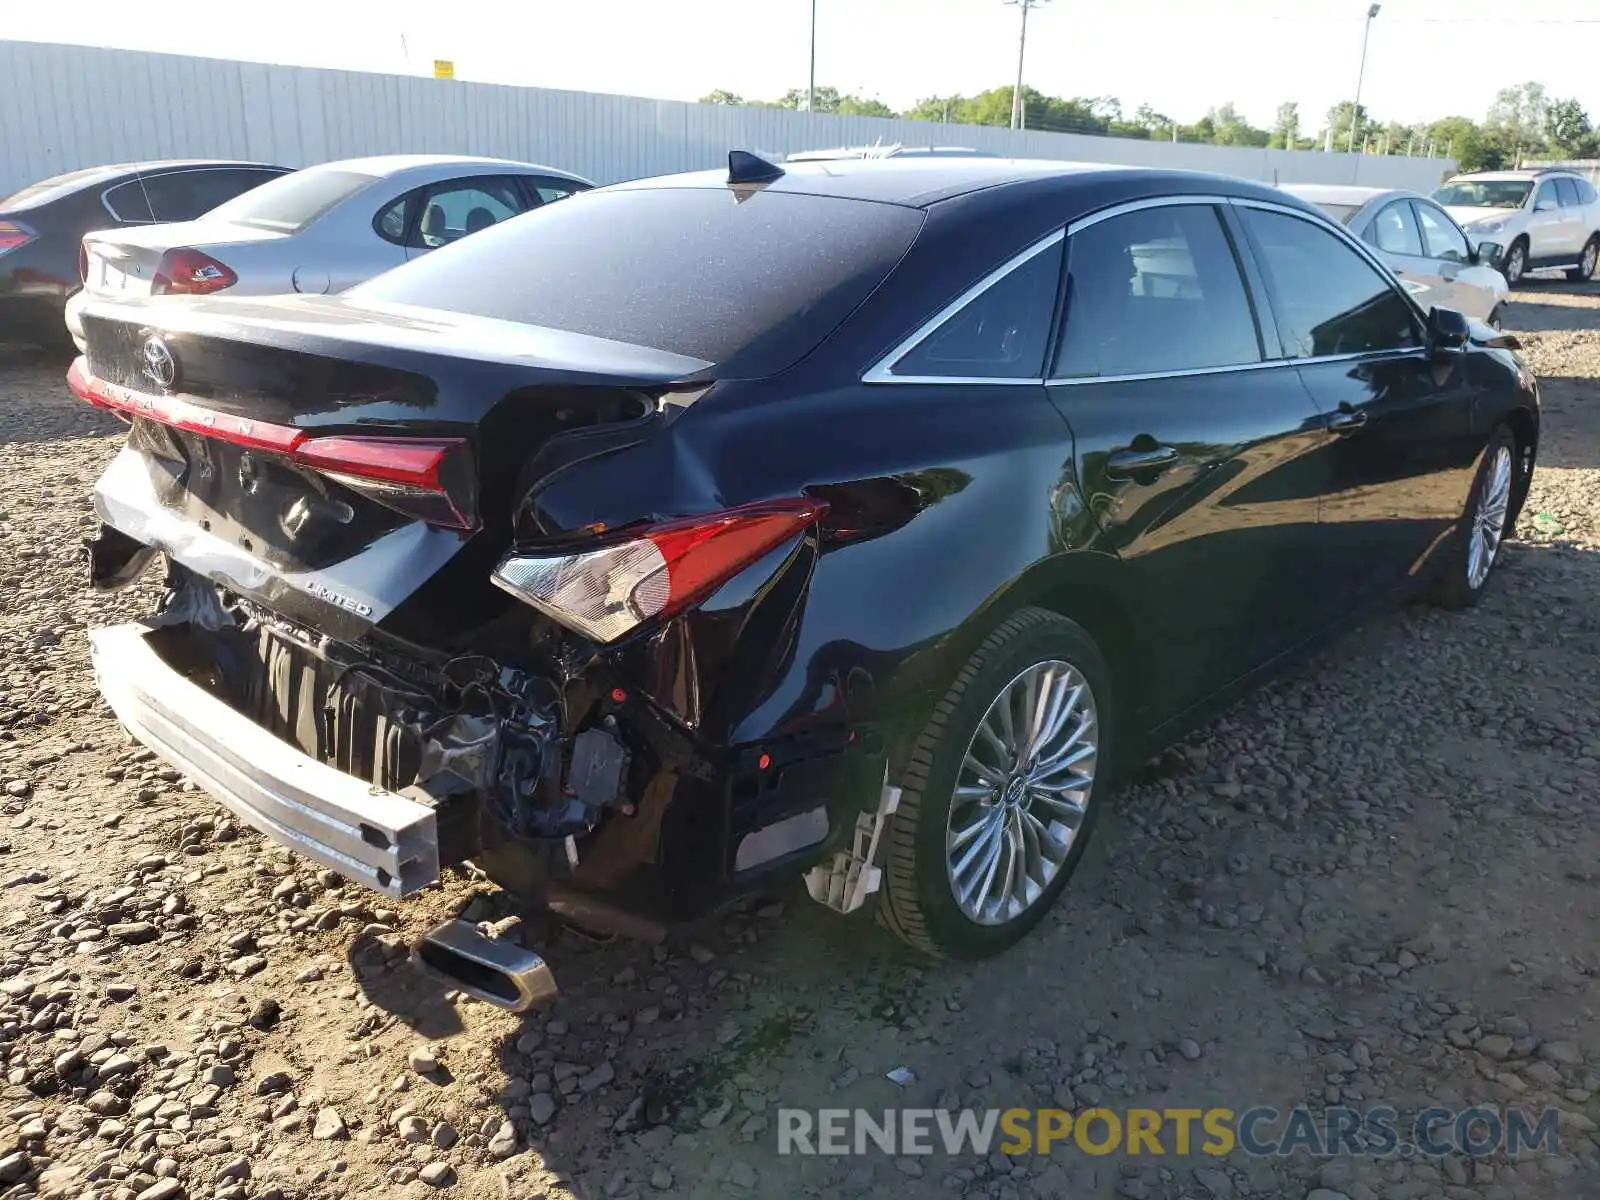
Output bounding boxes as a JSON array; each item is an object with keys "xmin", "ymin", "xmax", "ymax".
[{"xmin": 8, "ymin": 0, "xmax": 1598, "ymax": 130}]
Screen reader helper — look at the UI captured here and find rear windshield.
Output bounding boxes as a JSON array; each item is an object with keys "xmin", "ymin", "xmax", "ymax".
[
  {"xmin": 350, "ymin": 187, "xmax": 925, "ymax": 376},
  {"xmin": 1433, "ymin": 180, "xmax": 1532, "ymax": 209},
  {"xmin": 0, "ymin": 166, "xmax": 116, "ymax": 211},
  {"xmin": 202, "ymin": 167, "xmax": 375, "ymax": 232},
  {"xmin": 1311, "ymin": 202, "xmax": 1360, "ymax": 225}
]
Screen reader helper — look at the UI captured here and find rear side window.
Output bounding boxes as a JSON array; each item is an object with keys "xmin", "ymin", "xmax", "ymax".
[
  {"xmin": 415, "ymin": 178, "xmax": 525, "ymax": 248},
  {"xmin": 889, "ymin": 240, "xmax": 1061, "ymax": 379},
  {"xmin": 352, "ymin": 188, "xmax": 924, "ymax": 377},
  {"xmin": 1055, "ymin": 204, "xmax": 1261, "ymax": 379},
  {"xmin": 1366, "ymin": 202, "xmax": 1422, "ymax": 256},
  {"xmin": 1555, "ymin": 178, "xmax": 1583, "ymax": 208},
  {"xmin": 1575, "ymin": 178, "xmax": 1599, "ymax": 205},
  {"xmin": 202, "ymin": 167, "xmax": 376, "ymax": 232},
  {"xmin": 102, "ymin": 180, "xmax": 155, "ymax": 223},
  {"xmin": 1241, "ymin": 207, "xmax": 1419, "ymax": 358}
]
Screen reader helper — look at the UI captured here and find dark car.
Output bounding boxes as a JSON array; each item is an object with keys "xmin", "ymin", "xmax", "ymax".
[
  {"xmin": 69, "ymin": 155, "xmax": 1537, "ymax": 1007},
  {"xmin": 0, "ymin": 159, "xmax": 290, "ymax": 348}
]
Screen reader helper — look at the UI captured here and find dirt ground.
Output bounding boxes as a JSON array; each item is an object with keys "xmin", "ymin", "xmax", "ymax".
[{"xmin": 0, "ymin": 283, "xmax": 1598, "ymax": 1200}]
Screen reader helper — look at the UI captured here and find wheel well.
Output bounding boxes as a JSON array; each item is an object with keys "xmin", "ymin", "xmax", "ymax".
[
  {"xmin": 1501, "ymin": 406, "xmax": 1538, "ymax": 522},
  {"xmin": 1029, "ymin": 583, "xmax": 1144, "ymax": 734}
]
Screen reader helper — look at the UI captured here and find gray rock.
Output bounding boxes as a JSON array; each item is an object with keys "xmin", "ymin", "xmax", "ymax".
[
  {"xmin": 312, "ymin": 1107, "xmax": 347, "ymax": 1140},
  {"xmin": 580, "ymin": 1061, "xmax": 616, "ymax": 1092},
  {"xmin": 398, "ymin": 1116, "xmax": 429, "ymax": 1142},
  {"xmin": 529, "ymin": 1092, "xmax": 557, "ymax": 1126},
  {"xmin": 431, "ymin": 1122, "xmax": 459, "ymax": 1149},
  {"xmin": 409, "ymin": 1045, "xmax": 439, "ymax": 1074},
  {"xmin": 419, "ymin": 1161, "xmax": 455, "ymax": 1187},
  {"xmin": 487, "ymin": 1120, "xmax": 517, "ymax": 1158},
  {"xmin": 0, "ymin": 1153, "xmax": 29, "ymax": 1185},
  {"xmin": 1193, "ymin": 1166, "xmax": 1233, "ymax": 1198},
  {"xmin": 108, "ymin": 921, "xmax": 158, "ymax": 944},
  {"xmin": 1178, "ymin": 1038, "xmax": 1203, "ymax": 1061},
  {"xmin": 1305, "ymin": 1192, "xmax": 1352, "ymax": 1200},
  {"xmin": 135, "ymin": 1181, "xmax": 184, "ymax": 1200},
  {"xmin": 727, "ymin": 1160, "xmax": 758, "ymax": 1189},
  {"xmin": 227, "ymin": 955, "xmax": 266, "ymax": 978},
  {"xmin": 1540, "ymin": 1041, "xmax": 1581, "ymax": 1066},
  {"xmin": 895, "ymin": 1157, "xmax": 925, "ymax": 1177}
]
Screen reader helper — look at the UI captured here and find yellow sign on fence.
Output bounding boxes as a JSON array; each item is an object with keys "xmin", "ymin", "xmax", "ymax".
[{"xmin": 433, "ymin": 60, "xmax": 455, "ymax": 80}]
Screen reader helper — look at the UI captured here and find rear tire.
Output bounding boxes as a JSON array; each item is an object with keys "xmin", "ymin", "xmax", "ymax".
[
  {"xmin": 1432, "ymin": 425, "xmax": 1517, "ymax": 610},
  {"xmin": 1502, "ymin": 239, "xmax": 1528, "ymax": 287},
  {"xmin": 877, "ymin": 607, "xmax": 1113, "ymax": 960},
  {"xmin": 1567, "ymin": 236, "xmax": 1599, "ymax": 282}
]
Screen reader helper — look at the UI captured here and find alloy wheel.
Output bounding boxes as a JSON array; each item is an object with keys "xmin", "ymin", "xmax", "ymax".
[
  {"xmin": 945, "ymin": 661, "xmax": 1098, "ymax": 926},
  {"xmin": 1504, "ymin": 245, "xmax": 1525, "ymax": 285},
  {"xmin": 1467, "ymin": 444, "xmax": 1513, "ymax": 590},
  {"xmin": 1584, "ymin": 241, "xmax": 1598, "ymax": 280}
]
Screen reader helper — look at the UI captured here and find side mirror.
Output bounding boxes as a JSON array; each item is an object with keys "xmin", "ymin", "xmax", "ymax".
[
  {"xmin": 1428, "ymin": 306, "xmax": 1470, "ymax": 355},
  {"xmin": 1474, "ymin": 241, "xmax": 1504, "ymax": 268}
]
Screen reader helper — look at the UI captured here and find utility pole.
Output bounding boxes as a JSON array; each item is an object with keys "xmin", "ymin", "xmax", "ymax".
[
  {"xmin": 1347, "ymin": 3, "xmax": 1380, "ymax": 155},
  {"xmin": 807, "ymin": 0, "xmax": 817, "ymax": 113},
  {"xmin": 1005, "ymin": 0, "xmax": 1049, "ymax": 131}
]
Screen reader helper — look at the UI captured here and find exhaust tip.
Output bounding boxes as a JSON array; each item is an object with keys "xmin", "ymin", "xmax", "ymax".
[{"xmin": 413, "ymin": 919, "xmax": 558, "ymax": 1012}]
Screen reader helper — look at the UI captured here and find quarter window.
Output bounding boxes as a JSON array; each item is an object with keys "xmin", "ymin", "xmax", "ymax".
[
  {"xmin": 102, "ymin": 180, "xmax": 155, "ymax": 223},
  {"xmin": 890, "ymin": 240, "xmax": 1062, "ymax": 380},
  {"xmin": 1240, "ymin": 207, "xmax": 1420, "ymax": 358},
  {"xmin": 1054, "ymin": 204, "xmax": 1261, "ymax": 379},
  {"xmin": 1413, "ymin": 203, "xmax": 1471, "ymax": 263},
  {"xmin": 529, "ymin": 177, "xmax": 583, "ymax": 205},
  {"xmin": 1574, "ymin": 178, "xmax": 1599, "ymax": 205},
  {"xmin": 1555, "ymin": 178, "xmax": 1583, "ymax": 208},
  {"xmin": 1366, "ymin": 202, "xmax": 1423, "ymax": 256}
]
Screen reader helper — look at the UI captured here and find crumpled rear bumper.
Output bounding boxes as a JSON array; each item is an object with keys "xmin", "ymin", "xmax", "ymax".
[{"xmin": 88, "ymin": 621, "xmax": 441, "ymax": 897}]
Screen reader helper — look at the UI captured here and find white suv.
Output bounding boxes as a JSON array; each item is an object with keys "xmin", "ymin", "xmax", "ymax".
[{"xmin": 1433, "ymin": 168, "xmax": 1600, "ymax": 286}]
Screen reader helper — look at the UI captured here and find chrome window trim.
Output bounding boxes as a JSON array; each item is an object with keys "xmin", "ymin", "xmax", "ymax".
[
  {"xmin": 861, "ymin": 228, "xmax": 1064, "ymax": 385},
  {"xmin": 1047, "ymin": 346, "xmax": 1426, "ymax": 388},
  {"xmin": 1063, "ymin": 193, "xmax": 1234, "ymax": 237}
]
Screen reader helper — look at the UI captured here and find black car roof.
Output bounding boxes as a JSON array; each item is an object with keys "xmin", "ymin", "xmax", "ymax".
[
  {"xmin": 2, "ymin": 159, "xmax": 289, "ymax": 208},
  {"xmin": 609, "ymin": 156, "xmax": 1293, "ymax": 211}
]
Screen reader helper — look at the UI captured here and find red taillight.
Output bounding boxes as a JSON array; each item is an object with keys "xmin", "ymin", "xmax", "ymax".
[
  {"xmin": 0, "ymin": 220, "xmax": 36, "ymax": 256},
  {"xmin": 151, "ymin": 247, "xmax": 237, "ymax": 296},
  {"xmin": 66, "ymin": 357, "xmax": 476, "ymax": 530},
  {"xmin": 491, "ymin": 499, "xmax": 825, "ymax": 643}
]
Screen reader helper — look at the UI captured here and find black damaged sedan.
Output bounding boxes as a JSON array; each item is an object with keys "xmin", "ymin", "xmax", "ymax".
[{"xmin": 70, "ymin": 154, "xmax": 1538, "ymax": 1006}]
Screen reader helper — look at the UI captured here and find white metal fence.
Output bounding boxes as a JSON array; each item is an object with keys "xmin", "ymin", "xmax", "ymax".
[{"xmin": 0, "ymin": 40, "xmax": 1456, "ymax": 198}]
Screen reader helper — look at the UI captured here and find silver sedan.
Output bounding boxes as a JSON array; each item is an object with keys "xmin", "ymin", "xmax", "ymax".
[
  {"xmin": 1280, "ymin": 184, "xmax": 1509, "ymax": 326},
  {"xmin": 67, "ymin": 154, "xmax": 591, "ymax": 349}
]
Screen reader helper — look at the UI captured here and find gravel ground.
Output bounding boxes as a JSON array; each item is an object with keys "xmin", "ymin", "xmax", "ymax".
[{"xmin": 0, "ymin": 284, "xmax": 1598, "ymax": 1200}]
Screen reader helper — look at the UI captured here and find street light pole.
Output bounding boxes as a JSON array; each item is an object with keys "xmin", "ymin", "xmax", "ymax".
[
  {"xmin": 1005, "ymin": 0, "xmax": 1048, "ymax": 132},
  {"xmin": 808, "ymin": 0, "xmax": 817, "ymax": 113},
  {"xmin": 1347, "ymin": 3, "xmax": 1380, "ymax": 155}
]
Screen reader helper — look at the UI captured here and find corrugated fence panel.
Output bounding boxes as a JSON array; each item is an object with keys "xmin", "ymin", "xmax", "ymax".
[{"xmin": 0, "ymin": 40, "xmax": 1456, "ymax": 196}]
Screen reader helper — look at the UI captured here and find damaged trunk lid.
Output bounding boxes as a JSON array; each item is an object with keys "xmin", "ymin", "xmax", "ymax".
[{"xmin": 79, "ymin": 292, "xmax": 710, "ymax": 640}]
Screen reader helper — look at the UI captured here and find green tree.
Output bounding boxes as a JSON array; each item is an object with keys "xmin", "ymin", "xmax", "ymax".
[
  {"xmin": 1208, "ymin": 102, "xmax": 1269, "ymax": 147},
  {"xmin": 698, "ymin": 89, "xmax": 744, "ymax": 106},
  {"xmin": 1323, "ymin": 101, "xmax": 1377, "ymax": 152},
  {"xmin": 1486, "ymin": 81, "xmax": 1548, "ymax": 164},
  {"xmin": 1269, "ymin": 102, "xmax": 1301, "ymax": 150},
  {"xmin": 1545, "ymin": 98, "xmax": 1596, "ymax": 157},
  {"xmin": 837, "ymin": 95, "xmax": 896, "ymax": 118}
]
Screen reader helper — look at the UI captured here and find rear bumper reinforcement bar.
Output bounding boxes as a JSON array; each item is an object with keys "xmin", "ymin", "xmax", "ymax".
[{"xmin": 88, "ymin": 622, "xmax": 440, "ymax": 897}]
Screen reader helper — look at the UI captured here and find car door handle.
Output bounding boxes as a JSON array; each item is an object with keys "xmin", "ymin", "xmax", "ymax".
[
  {"xmin": 1328, "ymin": 406, "xmax": 1368, "ymax": 434},
  {"xmin": 1105, "ymin": 444, "xmax": 1181, "ymax": 478}
]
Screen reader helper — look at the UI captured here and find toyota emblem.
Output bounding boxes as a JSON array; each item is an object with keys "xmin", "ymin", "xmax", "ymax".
[{"xmin": 140, "ymin": 336, "xmax": 177, "ymax": 390}]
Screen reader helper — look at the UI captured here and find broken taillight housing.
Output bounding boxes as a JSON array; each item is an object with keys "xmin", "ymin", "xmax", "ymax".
[{"xmin": 491, "ymin": 500, "xmax": 825, "ymax": 643}]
